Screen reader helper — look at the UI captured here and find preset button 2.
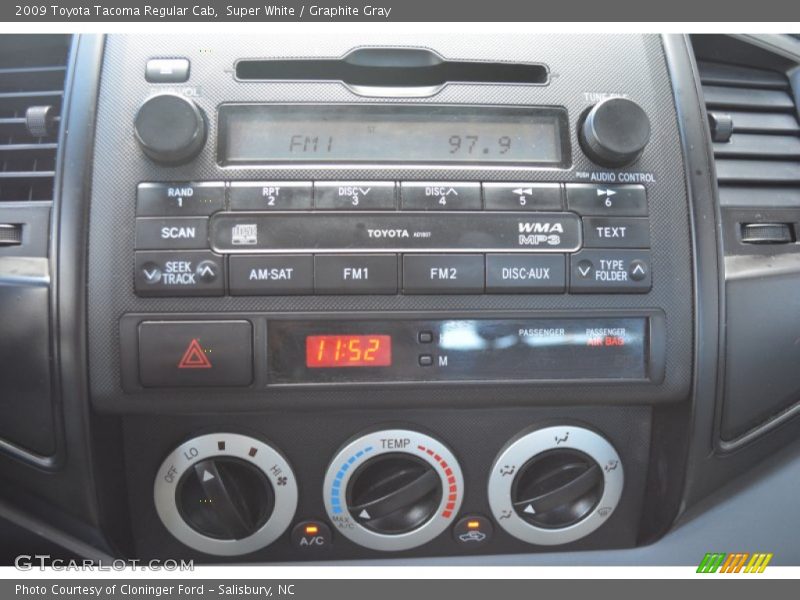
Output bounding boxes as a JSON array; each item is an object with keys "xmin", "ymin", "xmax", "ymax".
[{"xmin": 229, "ymin": 181, "xmax": 313, "ymax": 210}]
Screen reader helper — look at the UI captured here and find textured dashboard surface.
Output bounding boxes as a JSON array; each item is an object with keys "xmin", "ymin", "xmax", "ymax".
[{"xmin": 87, "ymin": 34, "xmax": 692, "ymax": 410}]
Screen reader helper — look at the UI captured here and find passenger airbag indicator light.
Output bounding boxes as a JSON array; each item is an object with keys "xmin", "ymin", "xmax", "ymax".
[{"xmin": 306, "ymin": 335, "xmax": 392, "ymax": 368}]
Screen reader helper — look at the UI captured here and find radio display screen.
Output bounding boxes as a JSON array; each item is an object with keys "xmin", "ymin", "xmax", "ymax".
[{"xmin": 218, "ymin": 104, "xmax": 567, "ymax": 165}]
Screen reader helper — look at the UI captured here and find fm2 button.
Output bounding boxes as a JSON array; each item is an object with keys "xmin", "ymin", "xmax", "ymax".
[
  {"xmin": 403, "ymin": 254, "xmax": 484, "ymax": 294},
  {"xmin": 570, "ymin": 250, "xmax": 651, "ymax": 293}
]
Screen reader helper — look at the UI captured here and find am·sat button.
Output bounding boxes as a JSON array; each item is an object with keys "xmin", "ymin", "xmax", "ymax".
[{"xmin": 229, "ymin": 255, "xmax": 314, "ymax": 295}]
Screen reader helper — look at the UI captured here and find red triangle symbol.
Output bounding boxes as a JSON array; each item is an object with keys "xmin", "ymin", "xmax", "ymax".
[{"xmin": 178, "ymin": 338, "xmax": 212, "ymax": 369}]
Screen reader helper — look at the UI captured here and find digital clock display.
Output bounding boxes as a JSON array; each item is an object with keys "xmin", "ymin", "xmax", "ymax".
[
  {"xmin": 219, "ymin": 104, "xmax": 567, "ymax": 165},
  {"xmin": 306, "ymin": 335, "xmax": 392, "ymax": 368}
]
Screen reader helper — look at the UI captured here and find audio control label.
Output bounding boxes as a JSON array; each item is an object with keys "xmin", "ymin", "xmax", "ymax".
[
  {"xmin": 210, "ymin": 211, "xmax": 582, "ymax": 253},
  {"xmin": 323, "ymin": 429, "xmax": 464, "ymax": 552}
]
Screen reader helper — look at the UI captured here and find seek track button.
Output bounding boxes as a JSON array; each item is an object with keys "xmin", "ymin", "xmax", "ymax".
[{"xmin": 135, "ymin": 250, "xmax": 225, "ymax": 296}]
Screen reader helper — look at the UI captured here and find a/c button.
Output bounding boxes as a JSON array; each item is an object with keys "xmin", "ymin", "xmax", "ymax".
[{"xmin": 138, "ymin": 320, "xmax": 253, "ymax": 387}]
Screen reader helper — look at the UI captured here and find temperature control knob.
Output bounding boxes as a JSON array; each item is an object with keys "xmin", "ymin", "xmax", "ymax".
[
  {"xmin": 154, "ymin": 433, "xmax": 297, "ymax": 556},
  {"xmin": 488, "ymin": 425, "xmax": 623, "ymax": 545},
  {"xmin": 580, "ymin": 97, "xmax": 650, "ymax": 167},
  {"xmin": 324, "ymin": 429, "xmax": 463, "ymax": 551},
  {"xmin": 134, "ymin": 93, "xmax": 206, "ymax": 165}
]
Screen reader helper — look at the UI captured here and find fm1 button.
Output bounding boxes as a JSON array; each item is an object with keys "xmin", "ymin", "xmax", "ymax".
[
  {"xmin": 315, "ymin": 255, "xmax": 398, "ymax": 294},
  {"xmin": 570, "ymin": 250, "xmax": 652, "ymax": 293},
  {"xmin": 138, "ymin": 320, "xmax": 253, "ymax": 387},
  {"xmin": 453, "ymin": 515, "xmax": 493, "ymax": 547},
  {"xmin": 291, "ymin": 521, "xmax": 332, "ymax": 551}
]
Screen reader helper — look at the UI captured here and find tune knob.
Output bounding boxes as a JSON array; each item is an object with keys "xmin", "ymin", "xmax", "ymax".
[
  {"xmin": 134, "ymin": 93, "xmax": 206, "ymax": 165},
  {"xmin": 154, "ymin": 433, "xmax": 297, "ymax": 556},
  {"xmin": 580, "ymin": 97, "xmax": 651, "ymax": 167},
  {"xmin": 324, "ymin": 429, "xmax": 464, "ymax": 551}
]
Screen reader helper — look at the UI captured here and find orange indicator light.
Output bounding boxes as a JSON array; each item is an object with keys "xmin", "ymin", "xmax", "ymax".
[
  {"xmin": 467, "ymin": 521, "xmax": 481, "ymax": 530},
  {"xmin": 305, "ymin": 525, "xmax": 319, "ymax": 535}
]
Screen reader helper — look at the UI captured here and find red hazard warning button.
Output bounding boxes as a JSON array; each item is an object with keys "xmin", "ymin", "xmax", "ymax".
[
  {"xmin": 178, "ymin": 338, "xmax": 213, "ymax": 369},
  {"xmin": 138, "ymin": 320, "xmax": 253, "ymax": 387}
]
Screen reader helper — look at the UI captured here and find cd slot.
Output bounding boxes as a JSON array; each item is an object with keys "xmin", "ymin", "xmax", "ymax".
[{"xmin": 235, "ymin": 48, "xmax": 548, "ymax": 95}]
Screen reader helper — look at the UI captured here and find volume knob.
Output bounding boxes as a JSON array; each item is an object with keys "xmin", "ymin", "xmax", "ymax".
[
  {"xmin": 580, "ymin": 97, "xmax": 650, "ymax": 168},
  {"xmin": 134, "ymin": 93, "xmax": 206, "ymax": 165}
]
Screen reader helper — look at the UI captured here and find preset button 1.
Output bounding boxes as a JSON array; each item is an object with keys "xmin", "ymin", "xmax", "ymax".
[{"xmin": 136, "ymin": 182, "xmax": 224, "ymax": 216}]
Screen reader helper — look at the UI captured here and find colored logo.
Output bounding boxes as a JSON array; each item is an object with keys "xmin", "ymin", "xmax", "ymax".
[{"xmin": 697, "ymin": 552, "xmax": 773, "ymax": 573}]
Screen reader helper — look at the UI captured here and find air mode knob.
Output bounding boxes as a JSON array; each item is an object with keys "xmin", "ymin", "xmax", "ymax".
[
  {"xmin": 580, "ymin": 97, "xmax": 651, "ymax": 167},
  {"xmin": 134, "ymin": 93, "xmax": 206, "ymax": 165},
  {"xmin": 488, "ymin": 425, "xmax": 623, "ymax": 545}
]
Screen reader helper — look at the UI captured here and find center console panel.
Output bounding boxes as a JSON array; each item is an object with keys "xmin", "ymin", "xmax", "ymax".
[{"xmin": 86, "ymin": 33, "xmax": 693, "ymax": 561}]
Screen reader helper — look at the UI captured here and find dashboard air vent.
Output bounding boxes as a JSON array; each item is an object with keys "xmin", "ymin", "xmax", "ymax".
[
  {"xmin": 0, "ymin": 34, "xmax": 70, "ymax": 203},
  {"xmin": 698, "ymin": 59, "xmax": 800, "ymax": 204}
]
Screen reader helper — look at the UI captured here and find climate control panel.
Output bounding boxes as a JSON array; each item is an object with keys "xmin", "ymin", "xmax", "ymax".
[{"xmin": 147, "ymin": 422, "xmax": 631, "ymax": 558}]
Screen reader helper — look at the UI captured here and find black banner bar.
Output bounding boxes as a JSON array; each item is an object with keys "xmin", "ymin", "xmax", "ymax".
[{"xmin": 2, "ymin": 0, "xmax": 799, "ymax": 22}]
